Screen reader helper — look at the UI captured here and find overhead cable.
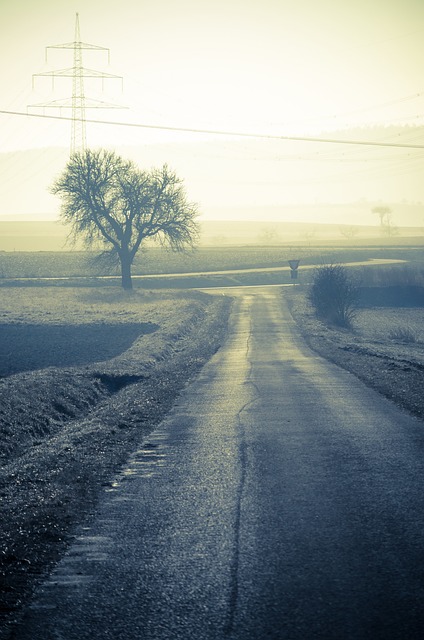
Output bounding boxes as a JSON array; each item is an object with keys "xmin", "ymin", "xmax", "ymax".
[{"xmin": 1, "ymin": 108, "xmax": 424, "ymax": 149}]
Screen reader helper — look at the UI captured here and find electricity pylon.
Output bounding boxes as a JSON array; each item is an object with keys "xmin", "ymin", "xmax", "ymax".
[{"xmin": 29, "ymin": 13, "xmax": 125, "ymax": 155}]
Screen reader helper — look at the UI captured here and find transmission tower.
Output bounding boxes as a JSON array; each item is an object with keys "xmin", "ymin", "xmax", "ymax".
[{"xmin": 29, "ymin": 13, "xmax": 125, "ymax": 155}]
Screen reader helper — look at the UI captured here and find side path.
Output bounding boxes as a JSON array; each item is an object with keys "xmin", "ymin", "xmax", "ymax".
[{"xmin": 11, "ymin": 288, "xmax": 424, "ymax": 639}]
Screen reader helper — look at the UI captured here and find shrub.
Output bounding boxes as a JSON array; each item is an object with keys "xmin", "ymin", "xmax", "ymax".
[{"xmin": 309, "ymin": 264, "xmax": 359, "ymax": 328}]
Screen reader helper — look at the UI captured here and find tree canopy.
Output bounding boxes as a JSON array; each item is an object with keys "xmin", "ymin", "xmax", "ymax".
[{"xmin": 51, "ymin": 149, "xmax": 199, "ymax": 289}]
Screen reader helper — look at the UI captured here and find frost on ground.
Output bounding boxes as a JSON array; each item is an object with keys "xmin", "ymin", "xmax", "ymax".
[
  {"xmin": 0, "ymin": 287, "xmax": 232, "ymax": 637},
  {"xmin": 354, "ymin": 307, "xmax": 424, "ymax": 345},
  {"xmin": 286, "ymin": 287, "xmax": 424, "ymax": 421}
]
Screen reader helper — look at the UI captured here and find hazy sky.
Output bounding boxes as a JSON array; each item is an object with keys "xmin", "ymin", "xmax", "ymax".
[{"xmin": 1, "ymin": 0, "xmax": 424, "ymax": 218}]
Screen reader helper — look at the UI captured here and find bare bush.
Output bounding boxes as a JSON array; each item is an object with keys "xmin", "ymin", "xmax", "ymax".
[{"xmin": 309, "ymin": 264, "xmax": 359, "ymax": 328}]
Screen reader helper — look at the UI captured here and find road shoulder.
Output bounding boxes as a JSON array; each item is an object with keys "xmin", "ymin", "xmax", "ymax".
[{"xmin": 285, "ymin": 287, "xmax": 424, "ymax": 421}]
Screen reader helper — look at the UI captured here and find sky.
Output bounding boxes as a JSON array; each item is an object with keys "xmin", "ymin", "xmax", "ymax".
[{"xmin": 0, "ymin": 0, "xmax": 424, "ymax": 221}]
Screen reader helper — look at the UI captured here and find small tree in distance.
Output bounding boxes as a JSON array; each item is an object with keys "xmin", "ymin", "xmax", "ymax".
[
  {"xmin": 372, "ymin": 206, "xmax": 397, "ymax": 237},
  {"xmin": 51, "ymin": 149, "xmax": 199, "ymax": 290},
  {"xmin": 339, "ymin": 225, "xmax": 359, "ymax": 240},
  {"xmin": 372, "ymin": 206, "xmax": 391, "ymax": 226}
]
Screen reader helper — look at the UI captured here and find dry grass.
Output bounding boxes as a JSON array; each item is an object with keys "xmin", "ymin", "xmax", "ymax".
[
  {"xmin": 286, "ymin": 286, "xmax": 424, "ymax": 422},
  {"xmin": 0, "ymin": 287, "xmax": 188, "ymax": 325},
  {"xmin": 0, "ymin": 287, "xmax": 223, "ymax": 462},
  {"xmin": 354, "ymin": 308, "xmax": 424, "ymax": 345},
  {"xmin": 360, "ymin": 263, "xmax": 424, "ymax": 287},
  {"xmin": 0, "ymin": 287, "xmax": 190, "ymax": 377}
]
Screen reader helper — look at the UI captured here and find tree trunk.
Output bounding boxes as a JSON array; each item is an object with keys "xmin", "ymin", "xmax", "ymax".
[{"xmin": 120, "ymin": 252, "xmax": 133, "ymax": 290}]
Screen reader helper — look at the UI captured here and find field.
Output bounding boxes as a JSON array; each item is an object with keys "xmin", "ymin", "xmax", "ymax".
[
  {"xmin": 0, "ymin": 247, "xmax": 317, "ymax": 279},
  {"xmin": 355, "ymin": 307, "xmax": 424, "ymax": 343},
  {"xmin": 0, "ymin": 288, "xmax": 176, "ymax": 378},
  {"xmin": 1, "ymin": 245, "xmax": 424, "ymax": 281},
  {"xmin": 0, "ymin": 287, "xmax": 231, "ymax": 455}
]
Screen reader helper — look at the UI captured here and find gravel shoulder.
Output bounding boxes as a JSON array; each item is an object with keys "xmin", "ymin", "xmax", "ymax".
[
  {"xmin": 0, "ymin": 288, "xmax": 232, "ymax": 638},
  {"xmin": 285, "ymin": 286, "xmax": 424, "ymax": 421}
]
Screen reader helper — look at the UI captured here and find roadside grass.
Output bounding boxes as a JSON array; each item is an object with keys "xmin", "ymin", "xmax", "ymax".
[
  {"xmin": 0, "ymin": 286, "xmax": 226, "ymax": 462},
  {"xmin": 288, "ymin": 251, "xmax": 424, "ymax": 352},
  {"xmin": 0, "ymin": 286, "xmax": 231, "ymax": 632},
  {"xmin": 387, "ymin": 326, "xmax": 418, "ymax": 343},
  {"xmin": 0, "ymin": 287, "xmax": 189, "ymax": 325},
  {"xmin": 354, "ymin": 309, "xmax": 424, "ymax": 344}
]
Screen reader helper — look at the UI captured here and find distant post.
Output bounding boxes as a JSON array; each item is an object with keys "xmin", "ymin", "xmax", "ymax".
[{"xmin": 288, "ymin": 259, "xmax": 300, "ymax": 284}]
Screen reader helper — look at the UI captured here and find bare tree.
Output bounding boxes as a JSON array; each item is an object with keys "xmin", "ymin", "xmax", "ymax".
[
  {"xmin": 372, "ymin": 206, "xmax": 397, "ymax": 236},
  {"xmin": 51, "ymin": 149, "xmax": 199, "ymax": 290},
  {"xmin": 258, "ymin": 225, "xmax": 280, "ymax": 245},
  {"xmin": 339, "ymin": 225, "xmax": 359, "ymax": 240}
]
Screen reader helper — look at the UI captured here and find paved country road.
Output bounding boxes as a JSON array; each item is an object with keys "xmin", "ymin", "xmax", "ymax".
[{"xmin": 12, "ymin": 288, "xmax": 424, "ymax": 639}]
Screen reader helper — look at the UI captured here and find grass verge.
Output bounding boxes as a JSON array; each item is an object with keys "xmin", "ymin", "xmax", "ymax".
[{"xmin": 0, "ymin": 288, "xmax": 232, "ymax": 638}]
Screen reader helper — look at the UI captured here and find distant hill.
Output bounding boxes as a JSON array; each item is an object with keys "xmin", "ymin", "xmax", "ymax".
[
  {"xmin": 202, "ymin": 202, "xmax": 424, "ymax": 228},
  {"xmin": 200, "ymin": 219, "xmax": 424, "ymax": 246},
  {"xmin": 0, "ymin": 221, "xmax": 71, "ymax": 251}
]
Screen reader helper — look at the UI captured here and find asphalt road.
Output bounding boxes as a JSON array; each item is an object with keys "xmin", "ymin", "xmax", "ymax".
[{"xmin": 13, "ymin": 288, "xmax": 424, "ymax": 639}]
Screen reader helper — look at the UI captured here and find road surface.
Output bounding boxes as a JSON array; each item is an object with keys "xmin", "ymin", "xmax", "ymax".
[{"xmin": 13, "ymin": 288, "xmax": 424, "ymax": 639}]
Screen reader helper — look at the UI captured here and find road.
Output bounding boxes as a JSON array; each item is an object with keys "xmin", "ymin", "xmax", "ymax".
[{"xmin": 13, "ymin": 287, "xmax": 424, "ymax": 639}]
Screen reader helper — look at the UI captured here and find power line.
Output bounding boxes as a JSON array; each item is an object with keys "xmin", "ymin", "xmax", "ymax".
[
  {"xmin": 1, "ymin": 108, "xmax": 424, "ymax": 149},
  {"xmin": 30, "ymin": 13, "xmax": 124, "ymax": 155}
]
